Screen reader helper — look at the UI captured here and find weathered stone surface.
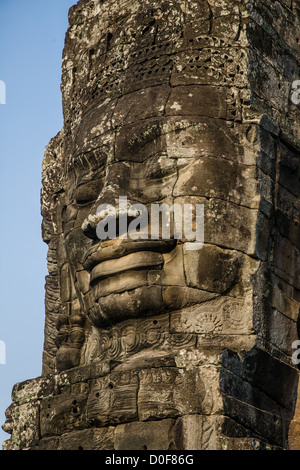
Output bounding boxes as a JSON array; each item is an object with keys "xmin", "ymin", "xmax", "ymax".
[
  {"xmin": 2, "ymin": 0, "xmax": 300, "ymax": 452},
  {"xmin": 115, "ymin": 420, "xmax": 175, "ymax": 450},
  {"xmin": 183, "ymin": 244, "xmax": 243, "ymax": 294},
  {"xmin": 36, "ymin": 437, "xmax": 61, "ymax": 451},
  {"xmin": 40, "ymin": 383, "xmax": 89, "ymax": 437},
  {"xmin": 173, "ymin": 157, "xmax": 259, "ymax": 209},
  {"xmin": 87, "ymin": 371, "xmax": 139, "ymax": 426},
  {"xmin": 59, "ymin": 427, "xmax": 115, "ymax": 451},
  {"xmin": 166, "ymin": 85, "xmax": 228, "ymax": 119},
  {"xmin": 137, "ymin": 366, "xmax": 221, "ymax": 421},
  {"xmin": 9, "ymin": 403, "xmax": 40, "ymax": 450},
  {"xmin": 221, "ymin": 348, "xmax": 299, "ymax": 411},
  {"xmin": 170, "ymin": 295, "xmax": 253, "ymax": 337}
]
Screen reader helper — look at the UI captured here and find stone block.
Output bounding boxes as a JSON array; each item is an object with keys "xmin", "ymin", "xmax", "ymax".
[
  {"xmin": 172, "ymin": 415, "xmax": 268, "ymax": 450},
  {"xmin": 174, "ymin": 157, "xmax": 259, "ymax": 209},
  {"xmin": 222, "ymin": 395, "xmax": 284, "ymax": 447},
  {"xmin": 40, "ymin": 383, "xmax": 89, "ymax": 437},
  {"xmin": 10, "ymin": 402, "xmax": 40, "ymax": 450},
  {"xmin": 115, "ymin": 419, "xmax": 175, "ymax": 450},
  {"xmin": 161, "ymin": 245, "xmax": 186, "ymax": 286},
  {"xmin": 59, "ymin": 427, "xmax": 115, "ymax": 451},
  {"xmin": 221, "ymin": 348, "xmax": 299, "ymax": 411},
  {"xmin": 87, "ymin": 371, "xmax": 139, "ymax": 426},
  {"xmin": 183, "ymin": 244, "xmax": 243, "ymax": 294},
  {"xmin": 162, "ymin": 286, "xmax": 218, "ymax": 311},
  {"xmin": 137, "ymin": 367, "xmax": 217, "ymax": 421},
  {"xmin": 170, "ymin": 294, "xmax": 253, "ymax": 336},
  {"xmin": 166, "ymin": 85, "xmax": 228, "ymax": 119},
  {"xmin": 35, "ymin": 437, "xmax": 60, "ymax": 451},
  {"xmin": 113, "ymin": 85, "xmax": 170, "ymax": 127}
]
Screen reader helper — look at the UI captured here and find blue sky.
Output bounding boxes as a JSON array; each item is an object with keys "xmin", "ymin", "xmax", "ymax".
[{"xmin": 0, "ymin": 0, "xmax": 76, "ymax": 447}]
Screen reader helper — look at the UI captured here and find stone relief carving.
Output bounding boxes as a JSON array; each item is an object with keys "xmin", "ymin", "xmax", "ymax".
[
  {"xmin": 2, "ymin": 0, "xmax": 300, "ymax": 451},
  {"xmin": 44, "ymin": 0, "xmax": 263, "ymax": 375}
]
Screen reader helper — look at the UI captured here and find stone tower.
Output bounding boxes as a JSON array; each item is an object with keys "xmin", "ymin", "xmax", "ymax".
[{"xmin": 2, "ymin": 0, "xmax": 300, "ymax": 450}]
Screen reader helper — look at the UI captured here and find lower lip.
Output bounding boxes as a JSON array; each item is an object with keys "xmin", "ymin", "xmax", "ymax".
[{"xmin": 92, "ymin": 269, "xmax": 151, "ymax": 300}]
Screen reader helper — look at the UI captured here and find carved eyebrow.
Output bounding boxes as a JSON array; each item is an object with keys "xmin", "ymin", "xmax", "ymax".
[
  {"xmin": 127, "ymin": 124, "xmax": 163, "ymax": 148},
  {"xmin": 75, "ymin": 165, "xmax": 107, "ymax": 191},
  {"xmin": 84, "ymin": 149, "xmax": 108, "ymax": 173},
  {"xmin": 68, "ymin": 148, "xmax": 108, "ymax": 179},
  {"xmin": 123, "ymin": 120, "xmax": 202, "ymax": 149}
]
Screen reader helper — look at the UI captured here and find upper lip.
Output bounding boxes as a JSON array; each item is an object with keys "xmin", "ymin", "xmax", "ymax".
[
  {"xmin": 83, "ymin": 238, "xmax": 176, "ymax": 273},
  {"xmin": 90, "ymin": 250, "xmax": 164, "ymax": 284}
]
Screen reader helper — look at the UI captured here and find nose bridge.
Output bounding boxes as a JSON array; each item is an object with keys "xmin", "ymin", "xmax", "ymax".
[{"xmin": 81, "ymin": 161, "xmax": 139, "ymax": 239}]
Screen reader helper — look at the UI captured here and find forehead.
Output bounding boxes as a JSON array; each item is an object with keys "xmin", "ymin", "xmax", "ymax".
[
  {"xmin": 63, "ymin": 0, "xmax": 246, "ymax": 166},
  {"xmin": 67, "ymin": 112, "xmax": 242, "ymax": 182}
]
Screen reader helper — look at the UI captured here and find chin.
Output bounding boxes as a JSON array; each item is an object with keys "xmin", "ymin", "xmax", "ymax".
[{"xmin": 88, "ymin": 284, "xmax": 164, "ymax": 328}]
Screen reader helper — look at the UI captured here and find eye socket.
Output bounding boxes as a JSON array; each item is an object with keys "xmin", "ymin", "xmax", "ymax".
[
  {"xmin": 74, "ymin": 180, "xmax": 103, "ymax": 205},
  {"xmin": 145, "ymin": 167, "xmax": 176, "ymax": 180},
  {"xmin": 144, "ymin": 157, "xmax": 177, "ymax": 180}
]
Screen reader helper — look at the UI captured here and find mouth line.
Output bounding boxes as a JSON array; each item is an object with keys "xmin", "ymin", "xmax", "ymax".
[
  {"xmin": 90, "ymin": 250, "xmax": 164, "ymax": 285},
  {"xmin": 84, "ymin": 238, "xmax": 176, "ymax": 272}
]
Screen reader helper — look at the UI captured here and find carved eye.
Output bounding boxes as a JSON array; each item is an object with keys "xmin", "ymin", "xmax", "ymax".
[
  {"xmin": 75, "ymin": 179, "xmax": 103, "ymax": 205},
  {"xmin": 144, "ymin": 156, "xmax": 177, "ymax": 180}
]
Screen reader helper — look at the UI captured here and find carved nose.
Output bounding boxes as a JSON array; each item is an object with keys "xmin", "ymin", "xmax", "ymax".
[
  {"xmin": 82, "ymin": 212, "xmax": 102, "ymax": 240},
  {"xmin": 82, "ymin": 197, "xmax": 144, "ymax": 241}
]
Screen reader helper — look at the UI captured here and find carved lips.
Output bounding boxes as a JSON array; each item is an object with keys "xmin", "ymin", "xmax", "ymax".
[
  {"xmin": 84, "ymin": 239, "xmax": 176, "ymax": 300},
  {"xmin": 90, "ymin": 251, "xmax": 163, "ymax": 284},
  {"xmin": 83, "ymin": 238, "xmax": 176, "ymax": 272}
]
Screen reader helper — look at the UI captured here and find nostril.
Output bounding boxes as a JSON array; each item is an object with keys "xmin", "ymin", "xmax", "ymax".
[
  {"xmin": 82, "ymin": 199, "xmax": 148, "ymax": 242},
  {"xmin": 82, "ymin": 215, "xmax": 142, "ymax": 242},
  {"xmin": 82, "ymin": 214, "xmax": 102, "ymax": 240},
  {"xmin": 117, "ymin": 216, "xmax": 138, "ymax": 238},
  {"xmin": 82, "ymin": 223, "xmax": 98, "ymax": 240}
]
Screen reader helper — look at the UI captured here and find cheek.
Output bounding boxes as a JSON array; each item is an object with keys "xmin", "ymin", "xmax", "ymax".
[
  {"xmin": 182, "ymin": 244, "xmax": 243, "ymax": 294},
  {"xmin": 160, "ymin": 245, "xmax": 187, "ymax": 287},
  {"xmin": 62, "ymin": 203, "xmax": 93, "ymax": 236},
  {"xmin": 74, "ymin": 205, "xmax": 95, "ymax": 231},
  {"xmin": 92, "ymin": 286, "xmax": 164, "ymax": 328},
  {"xmin": 65, "ymin": 228, "xmax": 93, "ymax": 269}
]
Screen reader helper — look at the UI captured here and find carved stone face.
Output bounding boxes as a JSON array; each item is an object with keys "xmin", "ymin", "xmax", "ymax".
[
  {"xmin": 4, "ymin": 0, "xmax": 298, "ymax": 452},
  {"xmin": 63, "ymin": 89, "xmax": 254, "ymax": 327},
  {"xmin": 52, "ymin": 0, "xmax": 261, "ymax": 371}
]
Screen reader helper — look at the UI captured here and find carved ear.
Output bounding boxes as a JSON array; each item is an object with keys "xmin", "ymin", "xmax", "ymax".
[
  {"xmin": 55, "ymin": 261, "xmax": 87, "ymax": 372},
  {"xmin": 55, "ymin": 297, "xmax": 86, "ymax": 373},
  {"xmin": 41, "ymin": 130, "xmax": 64, "ymax": 239},
  {"xmin": 41, "ymin": 130, "xmax": 66, "ymax": 375}
]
